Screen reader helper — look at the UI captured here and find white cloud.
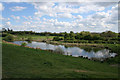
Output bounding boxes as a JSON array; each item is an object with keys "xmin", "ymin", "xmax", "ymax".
[
  {"xmin": 23, "ymin": 16, "xmax": 32, "ymax": 20},
  {"xmin": 33, "ymin": 17, "xmax": 40, "ymax": 20},
  {"xmin": 90, "ymin": 12, "xmax": 109, "ymax": 20},
  {"xmin": 23, "ymin": 16, "xmax": 28, "ymax": 19},
  {"xmin": 28, "ymin": 16, "xmax": 32, "ymax": 20},
  {"xmin": 57, "ymin": 13, "xmax": 73, "ymax": 18},
  {"xmin": 55, "ymin": 21, "xmax": 71, "ymax": 27},
  {"xmin": 32, "ymin": 2, "xmax": 109, "ymax": 19},
  {"xmin": 93, "ymin": 2, "xmax": 117, "ymax": 7},
  {"xmin": 6, "ymin": 21, "xmax": 11, "ymax": 25},
  {"xmin": 0, "ymin": 15, "xmax": 3, "ymax": 20},
  {"xmin": 3, "ymin": 2, "xmax": 118, "ymax": 33},
  {"xmin": 75, "ymin": 15, "xmax": 83, "ymax": 20},
  {"xmin": 11, "ymin": 15, "xmax": 20, "ymax": 20},
  {"xmin": 0, "ymin": 3, "xmax": 4, "ymax": 11},
  {"xmin": 10, "ymin": 6, "xmax": 26, "ymax": 11},
  {"xmin": 23, "ymin": 21, "xmax": 31, "ymax": 25},
  {"xmin": 3, "ymin": 21, "xmax": 11, "ymax": 28},
  {"xmin": 0, "ymin": 0, "xmax": 119, "ymax": 2}
]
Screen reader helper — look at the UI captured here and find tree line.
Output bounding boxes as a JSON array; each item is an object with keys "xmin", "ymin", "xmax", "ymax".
[
  {"xmin": 53, "ymin": 31, "xmax": 119, "ymax": 44},
  {"xmin": 2, "ymin": 28, "xmax": 120, "ymax": 44}
]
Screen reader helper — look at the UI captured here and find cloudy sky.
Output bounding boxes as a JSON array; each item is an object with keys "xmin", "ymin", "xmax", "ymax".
[{"xmin": 0, "ymin": 2, "xmax": 119, "ymax": 33}]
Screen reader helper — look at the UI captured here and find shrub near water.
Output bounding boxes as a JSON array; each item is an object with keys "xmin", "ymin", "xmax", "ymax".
[
  {"xmin": 54, "ymin": 47, "xmax": 64, "ymax": 54},
  {"xmin": 53, "ymin": 36, "xmax": 63, "ymax": 41},
  {"xmin": 4, "ymin": 34, "xmax": 14, "ymax": 42},
  {"xmin": 21, "ymin": 42, "xmax": 27, "ymax": 47},
  {"xmin": 26, "ymin": 37, "xmax": 32, "ymax": 43}
]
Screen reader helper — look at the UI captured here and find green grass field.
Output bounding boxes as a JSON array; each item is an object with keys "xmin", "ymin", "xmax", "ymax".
[
  {"xmin": 2, "ymin": 42, "xmax": 118, "ymax": 78},
  {"xmin": 8, "ymin": 34, "xmax": 55, "ymax": 41}
]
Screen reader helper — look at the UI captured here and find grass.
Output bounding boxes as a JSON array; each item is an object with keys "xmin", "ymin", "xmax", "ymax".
[
  {"xmin": 103, "ymin": 44, "xmax": 120, "ymax": 64},
  {"xmin": 2, "ymin": 42, "xmax": 119, "ymax": 78}
]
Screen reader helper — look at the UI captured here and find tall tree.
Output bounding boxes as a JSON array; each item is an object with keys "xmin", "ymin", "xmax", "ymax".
[{"xmin": 69, "ymin": 31, "xmax": 75, "ymax": 40}]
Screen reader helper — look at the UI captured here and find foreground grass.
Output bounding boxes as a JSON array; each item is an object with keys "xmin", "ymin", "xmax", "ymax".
[{"xmin": 2, "ymin": 42, "xmax": 118, "ymax": 78}]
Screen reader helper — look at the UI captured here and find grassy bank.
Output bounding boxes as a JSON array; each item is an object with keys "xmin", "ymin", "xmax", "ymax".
[
  {"xmin": 104, "ymin": 44, "xmax": 120, "ymax": 64},
  {"xmin": 2, "ymin": 42, "xmax": 118, "ymax": 78},
  {"xmin": 46, "ymin": 41, "xmax": 105, "ymax": 47}
]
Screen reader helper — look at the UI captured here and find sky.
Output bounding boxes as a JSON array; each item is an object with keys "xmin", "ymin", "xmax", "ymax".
[{"xmin": 0, "ymin": 2, "xmax": 119, "ymax": 33}]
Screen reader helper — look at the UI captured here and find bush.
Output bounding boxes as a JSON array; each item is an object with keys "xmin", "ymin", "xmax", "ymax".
[
  {"xmin": 94, "ymin": 40, "xmax": 103, "ymax": 43},
  {"xmin": 107, "ymin": 40, "xmax": 118, "ymax": 44},
  {"xmin": 79, "ymin": 40, "xmax": 88, "ymax": 43},
  {"xmin": 2, "ymin": 33, "xmax": 7, "ymax": 37},
  {"xmin": 53, "ymin": 36, "xmax": 63, "ymax": 41},
  {"xmin": 4, "ymin": 34, "xmax": 14, "ymax": 42},
  {"xmin": 88, "ymin": 40, "xmax": 94, "ymax": 43},
  {"xmin": 64, "ymin": 40, "xmax": 75, "ymax": 43},
  {"xmin": 21, "ymin": 42, "xmax": 27, "ymax": 47},
  {"xmin": 64, "ymin": 40, "xmax": 88, "ymax": 43},
  {"xmin": 54, "ymin": 47, "xmax": 64, "ymax": 54},
  {"xmin": 110, "ymin": 37, "xmax": 118, "ymax": 40},
  {"xmin": 26, "ymin": 37, "xmax": 32, "ymax": 43}
]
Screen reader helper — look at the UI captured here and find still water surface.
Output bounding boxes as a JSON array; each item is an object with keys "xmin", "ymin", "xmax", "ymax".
[{"xmin": 13, "ymin": 41, "xmax": 117, "ymax": 61}]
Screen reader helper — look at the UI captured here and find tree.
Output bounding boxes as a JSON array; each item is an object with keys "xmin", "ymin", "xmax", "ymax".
[
  {"xmin": 101, "ymin": 31, "xmax": 117, "ymax": 38},
  {"xmin": 7, "ymin": 28, "xmax": 11, "ymax": 32},
  {"xmin": 10, "ymin": 29, "xmax": 13, "ymax": 32},
  {"xmin": 80, "ymin": 31, "xmax": 90, "ymax": 36},
  {"xmin": 45, "ymin": 34, "xmax": 49, "ymax": 40},
  {"xmin": 54, "ymin": 47, "xmax": 64, "ymax": 54},
  {"xmin": 79, "ymin": 31, "xmax": 91, "ymax": 40},
  {"xmin": 26, "ymin": 37, "xmax": 32, "ymax": 43},
  {"xmin": 21, "ymin": 42, "xmax": 27, "ymax": 47},
  {"xmin": 64, "ymin": 32, "xmax": 70, "ymax": 40},
  {"xmin": 4, "ymin": 34, "xmax": 14, "ymax": 42},
  {"xmin": 53, "ymin": 36, "xmax": 60, "ymax": 41},
  {"xmin": 2, "ymin": 28, "xmax": 7, "ymax": 32},
  {"xmin": 83, "ymin": 34, "xmax": 92, "ymax": 40},
  {"xmin": 92, "ymin": 34, "xmax": 101, "ymax": 40},
  {"xmin": 75, "ymin": 33, "xmax": 80, "ymax": 39},
  {"xmin": 69, "ymin": 31, "xmax": 75, "ymax": 40}
]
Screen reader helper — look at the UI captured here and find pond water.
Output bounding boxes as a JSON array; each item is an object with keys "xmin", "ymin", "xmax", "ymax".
[{"xmin": 13, "ymin": 41, "xmax": 117, "ymax": 61}]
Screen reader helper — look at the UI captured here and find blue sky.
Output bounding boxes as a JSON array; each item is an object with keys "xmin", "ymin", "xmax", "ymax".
[
  {"xmin": 2, "ymin": 3, "xmax": 35, "ymax": 25},
  {"xmin": 1, "ymin": 2, "xmax": 118, "ymax": 33}
]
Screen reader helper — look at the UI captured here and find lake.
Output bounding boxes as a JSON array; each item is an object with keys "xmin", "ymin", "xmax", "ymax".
[{"xmin": 13, "ymin": 41, "xmax": 117, "ymax": 61}]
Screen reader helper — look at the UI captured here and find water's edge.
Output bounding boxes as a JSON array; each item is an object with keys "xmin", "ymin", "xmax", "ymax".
[{"xmin": 12, "ymin": 41, "xmax": 117, "ymax": 61}]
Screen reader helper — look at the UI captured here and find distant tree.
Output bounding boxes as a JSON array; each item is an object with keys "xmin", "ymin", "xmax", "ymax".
[
  {"xmin": 83, "ymin": 34, "xmax": 92, "ymax": 40},
  {"xmin": 10, "ymin": 29, "xmax": 13, "ymax": 32},
  {"xmin": 45, "ymin": 34, "xmax": 49, "ymax": 40},
  {"xmin": 92, "ymin": 34, "xmax": 101, "ymax": 40},
  {"xmin": 80, "ymin": 31, "xmax": 90, "ymax": 36},
  {"xmin": 4, "ymin": 34, "xmax": 14, "ymax": 42},
  {"xmin": 64, "ymin": 32, "xmax": 70, "ymax": 40},
  {"xmin": 53, "ymin": 36, "xmax": 62, "ymax": 41},
  {"xmin": 101, "ymin": 31, "xmax": 117, "ymax": 38},
  {"xmin": 26, "ymin": 37, "xmax": 32, "ymax": 43},
  {"xmin": 7, "ymin": 28, "xmax": 11, "ymax": 32},
  {"xmin": 2, "ymin": 28, "xmax": 7, "ymax": 32},
  {"xmin": 75, "ymin": 33, "xmax": 80, "ymax": 39},
  {"xmin": 75, "ymin": 31, "xmax": 90, "ymax": 40},
  {"xmin": 69, "ymin": 31, "xmax": 75, "ymax": 40}
]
